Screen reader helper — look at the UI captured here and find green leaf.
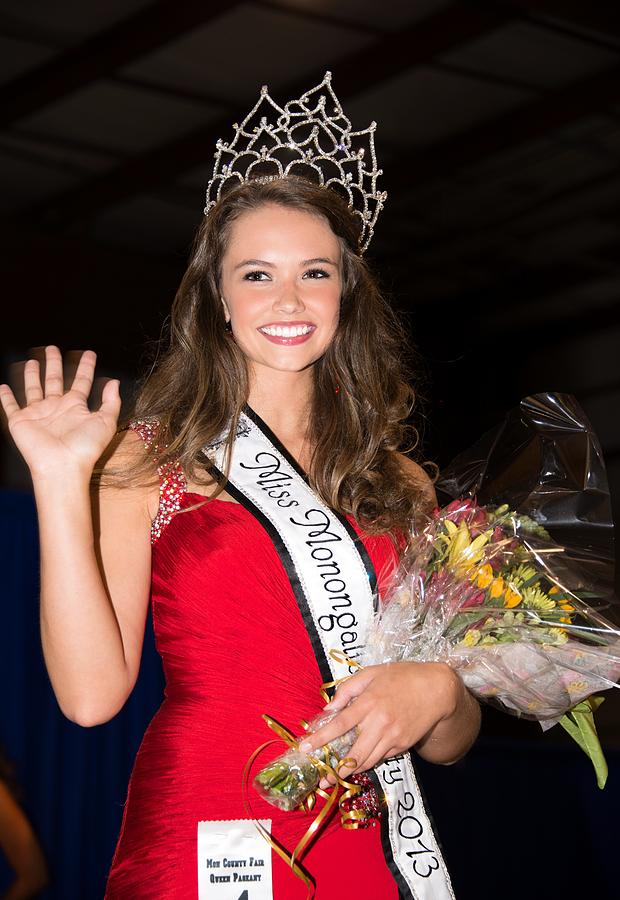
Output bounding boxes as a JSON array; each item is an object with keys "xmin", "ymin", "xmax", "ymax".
[{"xmin": 558, "ymin": 696, "xmax": 608, "ymax": 789}]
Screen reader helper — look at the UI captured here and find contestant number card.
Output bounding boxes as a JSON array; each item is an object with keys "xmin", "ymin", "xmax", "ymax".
[{"xmin": 198, "ymin": 819, "xmax": 273, "ymax": 900}]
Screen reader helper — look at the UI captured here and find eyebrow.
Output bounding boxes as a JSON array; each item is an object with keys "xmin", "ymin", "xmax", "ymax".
[{"xmin": 234, "ymin": 257, "xmax": 339, "ymax": 270}]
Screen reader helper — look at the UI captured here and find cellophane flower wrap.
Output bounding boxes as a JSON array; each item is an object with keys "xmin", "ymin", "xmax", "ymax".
[{"xmin": 255, "ymin": 393, "xmax": 620, "ymax": 810}]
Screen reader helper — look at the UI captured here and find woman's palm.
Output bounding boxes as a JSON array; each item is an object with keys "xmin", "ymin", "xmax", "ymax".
[{"xmin": 0, "ymin": 347, "xmax": 121, "ymax": 476}]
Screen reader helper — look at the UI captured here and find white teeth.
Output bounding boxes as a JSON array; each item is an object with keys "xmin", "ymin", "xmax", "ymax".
[{"xmin": 260, "ymin": 325, "xmax": 313, "ymax": 337}]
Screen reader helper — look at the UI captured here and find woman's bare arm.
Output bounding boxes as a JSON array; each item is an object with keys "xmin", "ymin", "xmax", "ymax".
[
  {"xmin": 35, "ymin": 431, "xmax": 155, "ymax": 725},
  {"xmin": 1, "ymin": 348, "xmax": 155, "ymax": 725}
]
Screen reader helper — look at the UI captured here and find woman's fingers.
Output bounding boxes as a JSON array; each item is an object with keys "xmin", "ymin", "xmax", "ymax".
[
  {"xmin": 324, "ymin": 667, "xmax": 375, "ymax": 712},
  {"xmin": 337, "ymin": 718, "xmax": 392, "ymax": 778},
  {"xmin": 0, "ymin": 383, "xmax": 19, "ymax": 419},
  {"xmin": 300, "ymin": 704, "xmax": 360, "ymax": 754},
  {"xmin": 23, "ymin": 359, "xmax": 44, "ymax": 404},
  {"xmin": 99, "ymin": 378, "xmax": 121, "ymax": 421},
  {"xmin": 43, "ymin": 346, "xmax": 64, "ymax": 398},
  {"xmin": 318, "ymin": 726, "xmax": 392, "ymax": 787},
  {"xmin": 69, "ymin": 349, "xmax": 97, "ymax": 400}
]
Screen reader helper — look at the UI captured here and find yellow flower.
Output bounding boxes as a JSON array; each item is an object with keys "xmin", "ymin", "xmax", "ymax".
[
  {"xmin": 504, "ymin": 587, "xmax": 522, "ymax": 608},
  {"xmin": 446, "ymin": 522, "xmax": 492, "ymax": 576},
  {"xmin": 560, "ymin": 603, "xmax": 575, "ymax": 611},
  {"xmin": 549, "ymin": 586, "xmax": 559, "ymax": 595},
  {"xmin": 475, "ymin": 564, "xmax": 494, "ymax": 589},
  {"xmin": 490, "ymin": 578, "xmax": 505, "ymax": 599},
  {"xmin": 461, "ymin": 629, "xmax": 481, "ymax": 647},
  {"xmin": 522, "ymin": 586, "xmax": 556, "ymax": 612},
  {"xmin": 547, "ymin": 627, "xmax": 569, "ymax": 644}
]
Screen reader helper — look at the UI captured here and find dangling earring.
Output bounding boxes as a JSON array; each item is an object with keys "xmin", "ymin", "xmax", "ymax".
[
  {"xmin": 335, "ymin": 384, "xmax": 340, "ymax": 395},
  {"xmin": 225, "ymin": 320, "xmax": 232, "ymax": 332}
]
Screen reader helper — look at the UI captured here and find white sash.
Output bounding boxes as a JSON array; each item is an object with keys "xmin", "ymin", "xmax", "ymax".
[{"xmin": 206, "ymin": 408, "xmax": 455, "ymax": 900}]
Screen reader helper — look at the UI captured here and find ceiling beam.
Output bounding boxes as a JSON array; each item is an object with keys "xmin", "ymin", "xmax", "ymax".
[
  {"xmin": 28, "ymin": 1, "xmax": 515, "ymax": 228},
  {"xmin": 508, "ymin": 0, "xmax": 620, "ymax": 44},
  {"xmin": 377, "ymin": 163, "xmax": 620, "ymax": 274},
  {"xmin": 0, "ymin": 0, "xmax": 239, "ymax": 128},
  {"xmin": 385, "ymin": 61, "xmax": 620, "ymax": 198},
  {"xmin": 396, "ymin": 234, "xmax": 620, "ymax": 313}
]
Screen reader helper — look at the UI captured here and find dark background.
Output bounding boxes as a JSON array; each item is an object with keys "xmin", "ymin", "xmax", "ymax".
[{"xmin": 0, "ymin": 1, "xmax": 619, "ymax": 898}]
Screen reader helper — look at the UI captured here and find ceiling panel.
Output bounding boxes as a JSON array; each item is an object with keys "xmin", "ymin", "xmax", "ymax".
[
  {"xmin": 441, "ymin": 21, "xmax": 620, "ymax": 90},
  {"xmin": 0, "ymin": 1, "xmax": 154, "ymax": 43},
  {"xmin": 346, "ymin": 65, "xmax": 531, "ymax": 148},
  {"xmin": 0, "ymin": 35, "xmax": 55, "ymax": 84},
  {"xmin": 123, "ymin": 2, "xmax": 374, "ymax": 105},
  {"xmin": 1, "ymin": 129, "xmax": 120, "ymax": 175},
  {"xmin": 18, "ymin": 80, "xmax": 220, "ymax": 154},
  {"xmin": 276, "ymin": 0, "xmax": 453, "ymax": 31}
]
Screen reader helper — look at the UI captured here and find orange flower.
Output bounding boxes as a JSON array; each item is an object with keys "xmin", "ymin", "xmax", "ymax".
[
  {"xmin": 504, "ymin": 587, "xmax": 522, "ymax": 608},
  {"xmin": 490, "ymin": 578, "xmax": 505, "ymax": 599},
  {"xmin": 475, "ymin": 564, "xmax": 494, "ymax": 589}
]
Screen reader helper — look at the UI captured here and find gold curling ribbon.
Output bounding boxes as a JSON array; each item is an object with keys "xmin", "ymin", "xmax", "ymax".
[
  {"xmin": 242, "ymin": 732, "xmax": 316, "ymax": 898},
  {"xmin": 323, "ymin": 649, "xmax": 369, "ymax": 830},
  {"xmin": 319, "ymin": 649, "xmax": 362, "ymax": 703},
  {"xmin": 244, "ymin": 650, "xmax": 370, "ymax": 896}
]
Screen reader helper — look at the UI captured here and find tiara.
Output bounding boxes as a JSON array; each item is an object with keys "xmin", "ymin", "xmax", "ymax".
[{"xmin": 203, "ymin": 71, "xmax": 387, "ymax": 252}]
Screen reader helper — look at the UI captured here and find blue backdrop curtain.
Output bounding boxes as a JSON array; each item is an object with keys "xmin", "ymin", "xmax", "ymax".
[
  {"xmin": 0, "ymin": 487, "xmax": 618, "ymax": 898},
  {"xmin": 0, "ymin": 489, "xmax": 164, "ymax": 898}
]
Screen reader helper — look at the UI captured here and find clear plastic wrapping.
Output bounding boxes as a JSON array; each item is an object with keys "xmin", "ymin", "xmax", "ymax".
[
  {"xmin": 367, "ymin": 496, "xmax": 620, "ymax": 728},
  {"xmin": 254, "ymin": 394, "xmax": 620, "ymax": 809}
]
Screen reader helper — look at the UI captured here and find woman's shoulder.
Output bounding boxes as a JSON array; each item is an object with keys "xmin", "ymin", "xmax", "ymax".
[
  {"xmin": 99, "ymin": 423, "xmax": 157, "ymax": 471},
  {"xmin": 95, "ymin": 424, "xmax": 161, "ymax": 522}
]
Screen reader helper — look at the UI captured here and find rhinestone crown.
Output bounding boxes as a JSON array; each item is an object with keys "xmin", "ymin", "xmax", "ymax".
[{"xmin": 204, "ymin": 71, "xmax": 387, "ymax": 252}]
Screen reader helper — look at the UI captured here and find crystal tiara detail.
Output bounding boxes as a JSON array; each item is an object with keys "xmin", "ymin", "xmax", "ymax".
[{"xmin": 203, "ymin": 71, "xmax": 387, "ymax": 252}]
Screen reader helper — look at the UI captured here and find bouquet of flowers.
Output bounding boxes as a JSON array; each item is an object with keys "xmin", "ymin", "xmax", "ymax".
[
  {"xmin": 363, "ymin": 496, "xmax": 620, "ymax": 780},
  {"xmin": 254, "ymin": 394, "xmax": 620, "ymax": 811}
]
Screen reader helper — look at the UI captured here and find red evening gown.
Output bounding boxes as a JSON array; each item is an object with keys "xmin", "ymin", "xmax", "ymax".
[{"xmin": 105, "ymin": 430, "xmax": 400, "ymax": 898}]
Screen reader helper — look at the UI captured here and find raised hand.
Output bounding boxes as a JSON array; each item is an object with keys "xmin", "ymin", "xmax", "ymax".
[{"xmin": 0, "ymin": 346, "xmax": 121, "ymax": 479}]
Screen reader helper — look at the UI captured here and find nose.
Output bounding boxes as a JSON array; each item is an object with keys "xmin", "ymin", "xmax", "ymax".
[{"xmin": 273, "ymin": 279, "xmax": 305, "ymax": 314}]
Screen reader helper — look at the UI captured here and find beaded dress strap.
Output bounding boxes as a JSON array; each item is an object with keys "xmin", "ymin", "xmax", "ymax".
[{"xmin": 128, "ymin": 419, "xmax": 187, "ymax": 544}]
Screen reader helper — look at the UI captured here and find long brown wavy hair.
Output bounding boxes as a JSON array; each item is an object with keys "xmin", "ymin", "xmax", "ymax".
[{"xmin": 116, "ymin": 177, "xmax": 427, "ymax": 534}]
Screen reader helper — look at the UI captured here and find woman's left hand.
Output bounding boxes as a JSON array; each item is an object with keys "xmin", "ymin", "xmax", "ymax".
[{"xmin": 298, "ymin": 661, "xmax": 471, "ymax": 787}]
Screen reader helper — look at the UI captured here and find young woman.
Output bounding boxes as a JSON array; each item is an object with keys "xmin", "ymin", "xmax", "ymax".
[{"xmin": 1, "ymin": 78, "xmax": 480, "ymax": 900}]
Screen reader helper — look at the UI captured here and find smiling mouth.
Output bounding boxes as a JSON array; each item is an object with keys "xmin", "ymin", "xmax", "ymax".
[
  {"xmin": 257, "ymin": 323, "xmax": 316, "ymax": 344},
  {"xmin": 259, "ymin": 324, "xmax": 314, "ymax": 337}
]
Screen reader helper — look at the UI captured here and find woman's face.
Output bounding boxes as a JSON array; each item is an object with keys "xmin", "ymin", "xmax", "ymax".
[{"xmin": 219, "ymin": 203, "xmax": 342, "ymax": 377}]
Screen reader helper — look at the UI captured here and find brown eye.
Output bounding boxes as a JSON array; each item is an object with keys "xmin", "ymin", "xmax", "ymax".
[{"xmin": 244, "ymin": 270, "xmax": 270, "ymax": 281}]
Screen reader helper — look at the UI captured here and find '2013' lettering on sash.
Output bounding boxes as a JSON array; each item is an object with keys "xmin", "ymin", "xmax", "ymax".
[{"xmin": 379, "ymin": 761, "xmax": 440, "ymax": 881}]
